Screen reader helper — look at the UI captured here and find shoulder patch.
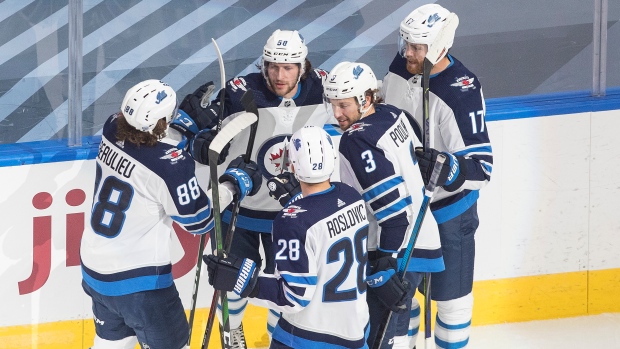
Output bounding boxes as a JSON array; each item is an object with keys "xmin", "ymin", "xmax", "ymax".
[
  {"xmin": 313, "ymin": 68, "xmax": 329, "ymax": 83},
  {"xmin": 228, "ymin": 77, "xmax": 248, "ymax": 92},
  {"xmin": 160, "ymin": 147, "xmax": 185, "ymax": 164},
  {"xmin": 450, "ymin": 75, "xmax": 477, "ymax": 92}
]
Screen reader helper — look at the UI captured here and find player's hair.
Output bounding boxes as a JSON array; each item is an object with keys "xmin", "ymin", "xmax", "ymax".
[{"xmin": 116, "ymin": 112, "xmax": 167, "ymax": 146}]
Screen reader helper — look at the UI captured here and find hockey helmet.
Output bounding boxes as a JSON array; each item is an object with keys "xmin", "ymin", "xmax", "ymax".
[
  {"xmin": 288, "ymin": 126, "xmax": 336, "ymax": 184},
  {"xmin": 263, "ymin": 29, "xmax": 308, "ymax": 64},
  {"xmin": 121, "ymin": 79, "xmax": 177, "ymax": 133},
  {"xmin": 398, "ymin": 4, "xmax": 458, "ymax": 61},
  {"xmin": 323, "ymin": 61, "xmax": 377, "ymax": 113}
]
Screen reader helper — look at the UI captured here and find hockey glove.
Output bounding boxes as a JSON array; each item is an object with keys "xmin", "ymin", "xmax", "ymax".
[
  {"xmin": 203, "ymin": 254, "xmax": 259, "ymax": 298},
  {"xmin": 171, "ymin": 81, "xmax": 220, "ymax": 137},
  {"xmin": 366, "ymin": 256, "xmax": 410, "ymax": 313},
  {"xmin": 414, "ymin": 147, "xmax": 465, "ymax": 191},
  {"xmin": 219, "ymin": 155, "xmax": 263, "ymax": 200},
  {"xmin": 188, "ymin": 128, "xmax": 230, "ymax": 166},
  {"xmin": 267, "ymin": 172, "xmax": 302, "ymax": 207}
]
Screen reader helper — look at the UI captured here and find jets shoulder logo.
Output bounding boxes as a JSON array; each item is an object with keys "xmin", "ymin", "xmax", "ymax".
[
  {"xmin": 451, "ymin": 75, "xmax": 477, "ymax": 91},
  {"xmin": 229, "ymin": 77, "xmax": 248, "ymax": 92},
  {"xmin": 346, "ymin": 122, "xmax": 370, "ymax": 134},
  {"xmin": 282, "ymin": 205, "xmax": 307, "ymax": 218},
  {"xmin": 160, "ymin": 148, "xmax": 185, "ymax": 163}
]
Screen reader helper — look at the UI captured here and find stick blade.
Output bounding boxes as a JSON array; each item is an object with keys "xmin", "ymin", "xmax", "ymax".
[{"xmin": 208, "ymin": 112, "xmax": 257, "ymax": 163}]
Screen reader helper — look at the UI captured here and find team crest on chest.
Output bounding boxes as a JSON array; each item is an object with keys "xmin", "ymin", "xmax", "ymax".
[{"xmin": 257, "ymin": 135, "xmax": 291, "ymax": 179}]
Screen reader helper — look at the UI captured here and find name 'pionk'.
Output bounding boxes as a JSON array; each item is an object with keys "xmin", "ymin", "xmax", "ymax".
[
  {"xmin": 389, "ymin": 119, "xmax": 409, "ymax": 147},
  {"xmin": 326, "ymin": 204, "xmax": 367, "ymax": 238}
]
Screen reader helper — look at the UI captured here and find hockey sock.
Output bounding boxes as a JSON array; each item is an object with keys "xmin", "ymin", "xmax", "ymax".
[
  {"xmin": 408, "ymin": 298, "xmax": 421, "ymax": 348},
  {"xmin": 434, "ymin": 292, "xmax": 473, "ymax": 349}
]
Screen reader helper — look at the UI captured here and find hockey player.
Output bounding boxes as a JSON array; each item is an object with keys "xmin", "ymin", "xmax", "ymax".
[
  {"xmin": 203, "ymin": 126, "xmax": 370, "ymax": 349},
  {"xmin": 173, "ymin": 29, "xmax": 334, "ymax": 346},
  {"xmin": 380, "ymin": 4, "xmax": 493, "ymax": 348},
  {"xmin": 80, "ymin": 79, "xmax": 262, "ymax": 349},
  {"xmin": 323, "ymin": 62, "xmax": 445, "ymax": 349}
]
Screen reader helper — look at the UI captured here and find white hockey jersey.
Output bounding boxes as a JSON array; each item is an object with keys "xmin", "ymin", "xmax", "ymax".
[
  {"xmin": 208, "ymin": 71, "xmax": 340, "ymax": 233},
  {"xmin": 381, "ymin": 54, "xmax": 493, "ymax": 225},
  {"xmin": 338, "ymin": 104, "xmax": 444, "ymax": 272},
  {"xmin": 250, "ymin": 183, "xmax": 369, "ymax": 349},
  {"xmin": 81, "ymin": 114, "xmax": 213, "ymax": 296}
]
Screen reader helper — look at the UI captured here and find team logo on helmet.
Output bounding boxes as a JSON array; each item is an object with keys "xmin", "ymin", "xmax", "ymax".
[
  {"xmin": 427, "ymin": 13, "xmax": 442, "ymax": 27},
  {"xmin": 257, "ymin": 135, "xmax": 292, "ymax": 179},
  {"xmin": 352, "ymin": 65, "xmax": 364, "ymax": 79},
  {"xmin": 156, "ymin": 90, "xmax": 168, "ymax": 104}
]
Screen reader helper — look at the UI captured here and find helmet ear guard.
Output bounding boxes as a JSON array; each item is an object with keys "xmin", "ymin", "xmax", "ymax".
[
  {"xmin": 399, "ymin": 4, "xmax": 459, "ymax": 65},
  {"xmin": 121, "ymin": 79, "xmax": 177, "ymax": 133},
  {"xmin": 288, "ymin": 126, "xmax": 336, "ymax": 184}
]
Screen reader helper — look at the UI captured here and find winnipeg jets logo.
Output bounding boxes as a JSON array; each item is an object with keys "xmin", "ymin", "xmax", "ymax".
[
  {"xmin": 282, "ymin": 205, "xmax": 307, "ymax": 218},
  {"xmin": 229, "ymin": 77, "xmax": 247, "ymax": 92},
  {"xmin": 347, "ymin": 122, "xmax": 370, "ymax": 134},
  {"xmin": 155, "ymin": 90, "xmax": 167, "ymax": 104},
  {"xmin": 160, "ymin": 148, "xmax": 185, "ymax": 163},
  {"xmin": 451, "ymin": 75, "xmax": 476, "ymax": 91},
  {"xmin": 115, "ymin": 140, "xmax": 125, "ymax": 148},
  {"xmin": 258, "ymin": 135, "xmax": 291, "ymax": 178},
  {"xmin": 337, "ymin": 199, "xmax": 346, "ymax": 207},
  {"xmin": 352, "ymin": 65, "xmax": 364, "ymax": 79},
  {"xmin": 427, "ymin": 13, "xmax": 442, "ymax": 28}
]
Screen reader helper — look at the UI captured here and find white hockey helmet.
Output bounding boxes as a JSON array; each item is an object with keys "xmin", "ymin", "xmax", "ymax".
[
  {"xmin": 288, "ymin": 126, "xmax": 336, "ymax": 184},
  {"xmin": 323, "ymin": 61, "xmax": 377, "ymax": 113},
  {"xmin": 399, "ymin": 4, "xmax": 458, "ymax": 61},
  {"xmin": 121, "ymin": 79, "xmax": 177, "ymax": 133},
  {"xmin": 263, "ymin": 29, "xmax": 308, "ymax": 64}
]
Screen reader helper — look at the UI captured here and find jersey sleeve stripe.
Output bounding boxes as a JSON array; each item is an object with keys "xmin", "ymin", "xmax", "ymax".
[
  {"xmin": 362, "ymin": 175, "xmax": 403, "ymax": 202},
  {"xmin": 171, "ymin": 205, "xmax": 212, "ymax": 224},
  {"xmin": 281, "ymin": 274, "xmax": 318, "ymax": 286},
  {"xmin": 285, "ymin": 291, "xmax": 311, "ymax": 307},
  {"xmin": 374, "ymin": 196, "xmax": 413, "ymax": 222},
  {"xmin": 454, "ymin": 144, "xmax": 492, "ymax": 156}
]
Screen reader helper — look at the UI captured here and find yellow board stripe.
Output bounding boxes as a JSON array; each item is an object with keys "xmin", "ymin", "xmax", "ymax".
[{"xmin": 2, "ymin": 268, "xmax": 620, "ymax": 349}]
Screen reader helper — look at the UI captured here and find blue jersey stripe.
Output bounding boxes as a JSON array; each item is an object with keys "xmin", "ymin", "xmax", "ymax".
[
  {"xmin": 362, "ymin": 176, "xmax": 403, "ymax": 202},
  {"xmin": 374, "ymin": 196, "xmax": 412, "ymax": 221},
  {"xmin": 82, "ymin": 268, "xmax": 173, "ymax": 296},
  {"xmin": 223, "ymin": 210, "xmax": 274, "ymax": 233},
  {"xmin": 432, "ymin": 190, "xmax": 479, "ymax": 224},
  {"xmin": 281, "ymin": 274, "xmax": 318, "ymax": 286}
]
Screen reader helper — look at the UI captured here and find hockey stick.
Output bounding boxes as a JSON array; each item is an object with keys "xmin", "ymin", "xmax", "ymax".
[
  {"xmin": 202, "ymin": 111, "xmax": 258, "ymax": 349},
  {"xmin": 372, "ymin": 154, "xmax": 447, "ymax": 349},
  {"xmin": 201, "ymin": 90, "xmax": 259, "ymax": 349},
  {"xmin": 187, "ymin": 37, "xmax": 227, "ymax": 348},
  {"xmin": 421, "ymin": 57, "xmax": 433, "ymax": 349}
]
